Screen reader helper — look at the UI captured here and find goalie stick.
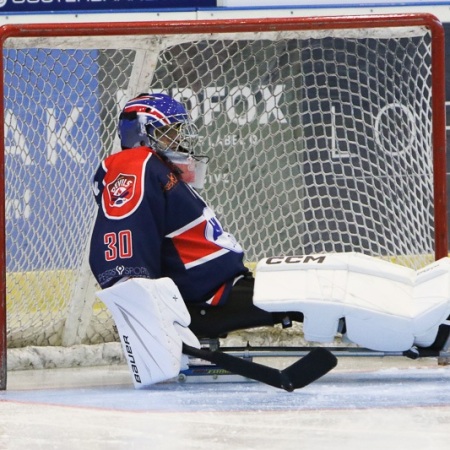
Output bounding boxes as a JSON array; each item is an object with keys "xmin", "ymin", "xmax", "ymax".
[{"xmin": 182, "ymin": 343, "xmax": 338, "ymax": 392}]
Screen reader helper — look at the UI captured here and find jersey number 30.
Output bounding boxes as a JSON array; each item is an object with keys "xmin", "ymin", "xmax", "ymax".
[{"xmin": 104, "ymin": 230, "xmax": 133, "ymax": 261}]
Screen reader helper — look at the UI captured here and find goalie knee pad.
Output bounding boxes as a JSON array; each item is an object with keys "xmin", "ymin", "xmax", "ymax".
[
  {"xmin": 253, "ymin": 253, "xmax": 450, "ymax": 352},
  {"xmin": 96, "ymin": 277, "xmax": 200, "ymax": 389}
]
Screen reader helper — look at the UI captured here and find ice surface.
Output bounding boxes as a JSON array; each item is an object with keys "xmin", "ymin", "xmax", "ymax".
[{"xmin": 1, "ymin": 357, "xmax": 450, "ymax": 449}]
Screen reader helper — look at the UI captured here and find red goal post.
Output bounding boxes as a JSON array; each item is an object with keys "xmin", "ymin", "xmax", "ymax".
[{"xmin": 0, "ymin": 14, "xmax": 447, "ymax": 389}]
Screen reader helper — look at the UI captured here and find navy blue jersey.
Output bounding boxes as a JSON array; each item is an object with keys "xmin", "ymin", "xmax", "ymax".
[{"xmin": 89, "ymin": 146, "xmax": 248, "ymax": 304}]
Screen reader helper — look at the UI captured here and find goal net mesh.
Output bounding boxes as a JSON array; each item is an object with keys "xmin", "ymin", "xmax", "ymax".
[{"xmin": 1, "ymin": 18, "xmax": 445, "ymax": 367}]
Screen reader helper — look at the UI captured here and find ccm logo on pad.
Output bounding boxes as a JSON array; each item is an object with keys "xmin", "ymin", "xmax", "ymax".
[{"xmin": 265, "ymin": 255, "xmax": 326, "ymax": 264}]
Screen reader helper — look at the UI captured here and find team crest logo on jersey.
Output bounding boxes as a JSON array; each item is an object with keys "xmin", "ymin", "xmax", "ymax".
[
  {"xmin": 106, "ymin": 173, "xmax": 136, "ymax": 208},
  {"xmin": 101, "ymin": 149, "xmax": 150, "ymax": 219}
]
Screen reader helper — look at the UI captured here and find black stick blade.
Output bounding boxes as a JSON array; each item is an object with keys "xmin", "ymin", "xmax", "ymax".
[{"xmin": 282, "ymin": 347, "xmax": 338, "ymax": 391}]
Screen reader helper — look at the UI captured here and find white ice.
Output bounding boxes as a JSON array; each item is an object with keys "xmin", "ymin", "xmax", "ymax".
[{"xmin": 1, "ymin": 356, "xmax": 450, "ymax": 449}]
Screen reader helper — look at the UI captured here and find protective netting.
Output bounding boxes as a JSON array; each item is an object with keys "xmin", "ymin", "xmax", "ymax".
[{"xmin": 1, "ymin": 22, "xmax": 442, "ymax": 354}]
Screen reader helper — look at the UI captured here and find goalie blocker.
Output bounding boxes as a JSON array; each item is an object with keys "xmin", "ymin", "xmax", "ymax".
[{"xmin": 98, "ymin": 252, "xmax": 450, "ymax": 388}]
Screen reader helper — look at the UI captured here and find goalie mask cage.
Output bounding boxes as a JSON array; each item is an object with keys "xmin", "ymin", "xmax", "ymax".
[{"xmin": 0, "ymin": 14, "xmax": 447, "ymax": 388}]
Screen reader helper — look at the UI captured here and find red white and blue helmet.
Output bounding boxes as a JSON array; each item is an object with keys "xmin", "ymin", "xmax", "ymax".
[{"xmin": 118, "ymin": 93, "xmax": 197, "ymax": 153}]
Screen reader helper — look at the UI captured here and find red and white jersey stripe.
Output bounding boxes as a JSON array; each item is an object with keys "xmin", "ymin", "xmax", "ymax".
[{"xmin": 166, "ymin": 206, "xmax": 243, "ymax": 270}]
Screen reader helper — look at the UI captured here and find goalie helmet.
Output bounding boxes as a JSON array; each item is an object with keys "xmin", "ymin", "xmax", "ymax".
[
  {"xmin": 118, "ymin": 93, "xmax": 197, "ymax": 154},
  {"xmin": 118, "ymin": 93, "xmax": 207, "ymax": 189}
]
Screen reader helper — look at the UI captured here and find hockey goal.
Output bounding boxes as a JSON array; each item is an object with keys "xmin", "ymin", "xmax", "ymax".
[{"xmin": 0, "ymin": 14, "xmax": 447, "ymax": 388}]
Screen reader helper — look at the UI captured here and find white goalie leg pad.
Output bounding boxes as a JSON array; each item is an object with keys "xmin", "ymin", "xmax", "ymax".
[
  {"xmin": 96, "ymin": 277, "xmax": 200, "ymax": 389},
  {"xmin": 254, "ymin": 253, "xmax": 450, "ymax": 352}
]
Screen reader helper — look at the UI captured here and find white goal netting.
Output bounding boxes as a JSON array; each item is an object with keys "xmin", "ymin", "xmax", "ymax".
[{"xmin": 1, "ymin": 16, "xmax": 446, "ymax": 369}]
